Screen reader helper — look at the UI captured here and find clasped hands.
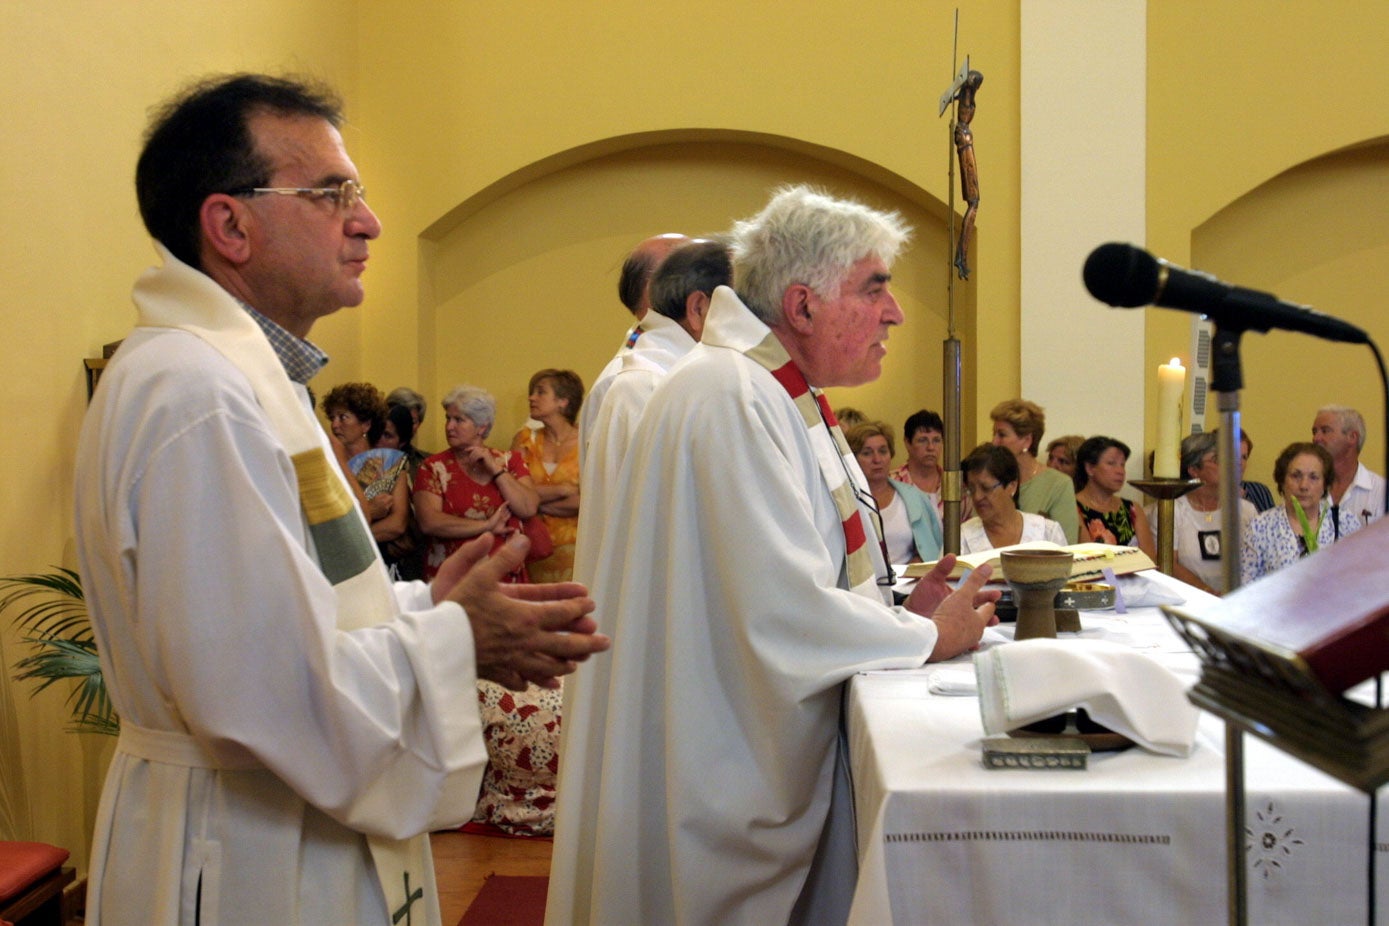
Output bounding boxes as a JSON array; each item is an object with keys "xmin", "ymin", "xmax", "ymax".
[{"xmin": 431, "ymin": 533, "xmax": 608, "ymax": 691}]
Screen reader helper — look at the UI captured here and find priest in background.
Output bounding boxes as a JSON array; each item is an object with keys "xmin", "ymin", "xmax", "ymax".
[{"xmin": 547, "ymin": 185, "xmax": 997, "ymax": 925}]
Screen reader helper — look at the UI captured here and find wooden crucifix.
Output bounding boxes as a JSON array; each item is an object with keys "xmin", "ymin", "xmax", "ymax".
[{"xmin": 940, "ymin": 60, "xmax": 983, "ymax": 280}]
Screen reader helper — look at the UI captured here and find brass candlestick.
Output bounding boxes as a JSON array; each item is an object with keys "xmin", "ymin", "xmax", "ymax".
[{"xmin": 1130, "ymin": 478, "xmax": 1200, "ymax": 576}]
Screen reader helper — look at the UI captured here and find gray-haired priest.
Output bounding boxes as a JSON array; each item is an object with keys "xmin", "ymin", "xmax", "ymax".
[{"xmin": 547, "ymin": 185, "xmax": 997, "ymax": 925}]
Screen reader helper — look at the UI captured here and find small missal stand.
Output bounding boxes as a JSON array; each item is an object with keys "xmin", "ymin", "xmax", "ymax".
[{"xmin": 1163, "ymin": 516, "xmax": 1389, "ymax": 925}]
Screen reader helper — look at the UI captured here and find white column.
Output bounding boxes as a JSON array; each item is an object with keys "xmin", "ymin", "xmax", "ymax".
[{"xmin": 1020, "ymin": 1, "xmax": 1147, "ymax": 474}]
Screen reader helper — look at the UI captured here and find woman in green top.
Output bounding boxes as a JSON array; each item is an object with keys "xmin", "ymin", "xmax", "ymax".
[{"xmin": 988, "ymin": 399, "xmax": 1081, "ymax": 543}]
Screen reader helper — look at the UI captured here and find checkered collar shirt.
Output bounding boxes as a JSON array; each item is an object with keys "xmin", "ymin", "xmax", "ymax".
[{"xmin": 239, "ymin": 303, "xmax": 329, "ymax": 385}]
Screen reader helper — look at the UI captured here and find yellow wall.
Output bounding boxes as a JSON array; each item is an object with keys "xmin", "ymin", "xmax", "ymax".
[
  {"xmin": 348, "ymin": 0, "xmax": 1021, "ymax": 450},
  {"xmin": 1146, "ymin": 2, "xmax": 1389, "ymax": 475}
]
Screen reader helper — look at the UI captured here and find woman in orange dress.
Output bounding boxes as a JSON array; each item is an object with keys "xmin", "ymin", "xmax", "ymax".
[{"xmin": 511, "ymin": 368, "xmax": 583, "ymax": 583}]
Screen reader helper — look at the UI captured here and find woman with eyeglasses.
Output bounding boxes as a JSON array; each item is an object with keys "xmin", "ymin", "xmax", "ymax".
[
  {"xmin": 845, "ymin": 421, "xmax": 943, "ymax": 564},
  {"xmin": 959, "ymin": 444, "xmax": 1068, "ymax": 553}
]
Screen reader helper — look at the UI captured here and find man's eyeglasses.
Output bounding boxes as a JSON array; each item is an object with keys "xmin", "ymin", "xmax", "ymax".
[{"xmin": 231, "ymin": 179, "xmax": 365, "ymax": 211}]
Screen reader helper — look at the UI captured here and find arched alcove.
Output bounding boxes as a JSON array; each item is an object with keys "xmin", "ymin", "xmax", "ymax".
[
  {"xmin": 417, "ymin": 132, "xmax": 976, "ymax": 446},
  {"xmin": 1191, "ymin": 138, "xmax": 1389, "ymax": 474}
]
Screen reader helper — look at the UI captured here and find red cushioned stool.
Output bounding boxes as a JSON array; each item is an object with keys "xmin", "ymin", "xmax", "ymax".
[{"xmin": 0, "ymin": 842, "xmax": 73, "ymax": 926}]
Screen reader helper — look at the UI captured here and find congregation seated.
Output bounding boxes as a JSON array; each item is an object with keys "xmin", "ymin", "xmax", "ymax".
[
  {"xmin": 846, "ymin": 421, "xmax": 943, "ymax": 564},
  {"xmin": 1166, "ymin": 431, "xmax": 1255, "ymax": 595},
  {"xmin": 1237, "ymin": 427, "xmax": 1276, "ymax": 513},
  {"xmin": 989, "ymin": 398, "xmax": 1081, "ymax": 543},
  {"xmin": 1044, "ymin": 434, "xmax": 1085, "ymax": 479},
  {"xmin": 835, "ymin": 406, "xmax": 869, "ymax": 429},
  {"xmin": 892, "ymin": 408, "xmax": 950, "ymax": 520},
  {"xmin": 1073, "ymin": 435, "xmax": 1157, "ymax": 560},
  {"xmin": 1241, "ymin": 441, "xmax": 1362, "ymax": 583},
  {"xmin": 958, "ymin": 444, "xmax": 1067, "ymax": 553}
]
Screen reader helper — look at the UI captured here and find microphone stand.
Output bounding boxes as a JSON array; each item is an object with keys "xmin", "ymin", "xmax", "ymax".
[{"xmin": 1209, "ymin": 323, "xmax": 1249, "ymax": 926}]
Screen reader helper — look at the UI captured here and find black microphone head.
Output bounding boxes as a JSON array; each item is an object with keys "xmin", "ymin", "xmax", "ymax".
[{"xmin": 1083, "ymin": 242, "xmax": 1161, "ymax": 308}]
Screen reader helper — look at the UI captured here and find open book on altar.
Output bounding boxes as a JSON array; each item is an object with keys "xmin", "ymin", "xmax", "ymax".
[{"xmin": 902, "ymin": 542, "xmax": 1156, "ymax": 582}]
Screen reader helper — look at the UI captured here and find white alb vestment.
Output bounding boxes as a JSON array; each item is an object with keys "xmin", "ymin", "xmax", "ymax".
[
  {"xmin": 549, "ymin": 310, "xmax": 695, "ymax": 915},
  {"xmin": 577, "ymin": 321, "xmax": 638, "ymax": 455},
  {"xmin": 546, "ymin": 287, "xmax": 941, "ymax": 925},
  {"xmin": 75, "ymin": 250, "xmax": 485, "ymax": 925}
]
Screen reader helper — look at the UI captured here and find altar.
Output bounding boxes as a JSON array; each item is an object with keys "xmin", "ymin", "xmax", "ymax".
[{"xmin": 847, "ymin": 571, "xmax": 1384, "ymax": 925}]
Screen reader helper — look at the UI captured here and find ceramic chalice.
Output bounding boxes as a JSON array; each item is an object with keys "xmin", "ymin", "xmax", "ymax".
[{"xmin": 999, "ymin": 549, "xmax": 1074, "ymax": 641}]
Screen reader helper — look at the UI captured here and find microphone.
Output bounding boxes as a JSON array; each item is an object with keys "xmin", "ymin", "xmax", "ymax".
[{"xmin": 1083, "ymin": 242, "xmax": 1368, "ymax": 345}]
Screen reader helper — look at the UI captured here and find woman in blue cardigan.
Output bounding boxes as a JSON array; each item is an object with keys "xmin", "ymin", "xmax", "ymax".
[{"xmin": 847, "ymin": 421, "xmax": 944, "ymax": 564}]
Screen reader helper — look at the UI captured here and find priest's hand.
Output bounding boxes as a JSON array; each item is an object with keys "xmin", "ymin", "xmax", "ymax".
[
  {"xmin": 904, "ymin": 555, "xmax": 1001, "ymax": 615},
  {"xmin": 437, "ymin": 534, "xmax": 608, "ymax": 690},
  {"xmin": 913, "ymin": 561, "xmax": 1000, "ymax": 662}
]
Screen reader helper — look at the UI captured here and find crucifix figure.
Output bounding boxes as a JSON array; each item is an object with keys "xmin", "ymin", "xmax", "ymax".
[{"xmin": 952, "ymin": 69, "xmax": 983, "ymax": 280}]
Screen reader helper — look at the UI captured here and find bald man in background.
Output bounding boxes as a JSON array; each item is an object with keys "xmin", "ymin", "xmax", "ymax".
[{"xmin": 579, "ymin": 232, "xmax": 689, "ymax": 454}]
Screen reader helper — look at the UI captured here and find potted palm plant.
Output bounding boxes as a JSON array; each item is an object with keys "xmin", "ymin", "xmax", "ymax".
[{"xmin": 1, "ymin": 567, "xmax": 117, "ymax": 735}]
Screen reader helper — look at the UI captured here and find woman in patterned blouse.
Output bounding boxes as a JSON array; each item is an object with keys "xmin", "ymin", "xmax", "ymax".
[{"xmin": 1240, "ymin": 442, "xmax": 1361, "ymax": 584}]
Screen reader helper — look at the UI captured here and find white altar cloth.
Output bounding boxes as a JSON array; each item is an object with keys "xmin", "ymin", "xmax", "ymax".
[{"xmin": 848, "ymin": 571, "xmax": 1384, "ymax": 925}]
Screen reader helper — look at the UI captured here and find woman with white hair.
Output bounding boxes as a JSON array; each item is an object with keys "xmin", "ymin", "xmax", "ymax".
[
  {"xmin": 412, "ymin": 384, "xmax": 540, "ymax": 581},
  {"xmin": 414, "ymin": 384, "xmax": 559, "ymax": 837}
]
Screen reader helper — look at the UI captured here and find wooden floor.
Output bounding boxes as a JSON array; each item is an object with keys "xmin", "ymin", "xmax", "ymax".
[{"xmin": 430, "ymin": 829, "xmax": 553, "ymax": 924}]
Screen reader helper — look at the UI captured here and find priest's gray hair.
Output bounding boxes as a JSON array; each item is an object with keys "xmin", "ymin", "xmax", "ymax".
[
  {"xmin": 441, "ymin": 384, "xmax": 496, "ymax": 434},
  {"xmin": 729, "ymin": 184, "xmax": 912, "ymax": 326}
]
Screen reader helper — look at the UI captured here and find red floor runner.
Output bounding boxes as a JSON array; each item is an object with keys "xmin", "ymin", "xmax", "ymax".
[{"xmin": 458, "ymin": 874, "xmax": 548, "ymax": 926}]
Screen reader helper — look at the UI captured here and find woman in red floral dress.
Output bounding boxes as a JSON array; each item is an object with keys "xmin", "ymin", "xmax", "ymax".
[
  {"xmin": 413, "ymin": 384, "xmax": 539, "ymax": 582},
  {"xmin": 412, "ymin": 383, "xmax": 562, "ymax": 834}
]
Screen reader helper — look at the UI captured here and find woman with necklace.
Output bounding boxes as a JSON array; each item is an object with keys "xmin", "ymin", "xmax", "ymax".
[
  {"xmin": 413, "ymin": 384, "xmax": 540, "ymax": 581},
  {"xmin": 512, "ymin": 369, "xmax": 583, "ymax": 583},
  {"xmin": 1240, "ymin": 441, "xmax": 1361, "ymax": 584},
  {"xmin": 959, "ymin": 444, "xmax": 1067, "ymax": 553},
  {"xmin": 1074, "ymin": 435, "xmax": 1158, "ymax": 561},
  {"xmin": 1169, "ymin": 432, "xmax": 1256, "ymax": 594},
  {"xmin": 989, "ymin": 399, "xmax": 1081, "ymax": 542}
]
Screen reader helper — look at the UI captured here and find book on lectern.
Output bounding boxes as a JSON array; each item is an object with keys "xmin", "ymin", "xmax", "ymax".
[{"xmin": 1164, "ymin": 517, "xmax": 1389, "ymax": 696}]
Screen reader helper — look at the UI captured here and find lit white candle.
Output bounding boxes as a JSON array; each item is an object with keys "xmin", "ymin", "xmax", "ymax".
[{"xmin": 1154, "ymin": 358, "xmax": 1185, "ymax": 478}]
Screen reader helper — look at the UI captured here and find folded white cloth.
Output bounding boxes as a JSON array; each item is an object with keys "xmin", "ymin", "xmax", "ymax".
[
  {"xmin": 974, "ymin": 638, "xmax": 1199, "ymax": 756},
  {"xmin": 1111, "ymin": 573, "xmax": 1186, "ymax": 608},
  {"xmin": 927, "ymin": 666, "xmax": 979, "ymax": 696}
]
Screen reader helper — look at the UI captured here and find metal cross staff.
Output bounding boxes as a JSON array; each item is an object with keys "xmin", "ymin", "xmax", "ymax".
[
  {"xmin": 941, "ymin": 58, "xmax": 983, "ymax": 281},
  {"xmin": 932, "ymin": 23, "xmax": 981, "ymax": 552}
]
